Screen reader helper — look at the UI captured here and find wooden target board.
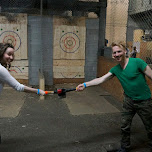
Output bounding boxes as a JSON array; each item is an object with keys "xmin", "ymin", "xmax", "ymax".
[
  {"xmin": 60, "ymin": 32, "xmax": 80, "ymax": 53},
  {"xmin": 54, "ymin": 25, "xmax": 86, "ymax": 59},
  {"xmin": 53, "ymin": 18, "xmax": 86, "ymax": 79},
  {"xmin": 0, "ymin": 14, "xmax": 28, "ymax": 79}
]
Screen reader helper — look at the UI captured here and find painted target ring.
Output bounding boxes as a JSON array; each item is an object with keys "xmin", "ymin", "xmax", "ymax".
[
  {"xmin": 60, "ymin": 32, "xmax": 80, "ymax": 53},
  {"xmin": 0, "ymin": 31, "xmax": 21, "ymax": 51}
]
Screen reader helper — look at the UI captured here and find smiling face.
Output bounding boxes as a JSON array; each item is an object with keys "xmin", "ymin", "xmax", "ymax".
[
  {"xmin": 112, "ymin": 45, "xmax": 126, "ymax": 62},
  {"xmin": 2, "ymin": 47, "xmax": 15, "ymax": 65}
]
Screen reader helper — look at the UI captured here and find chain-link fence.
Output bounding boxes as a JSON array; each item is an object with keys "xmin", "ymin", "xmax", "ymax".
[
  {"xmin": 105, "ymin": 0, "xmax": 152, "ymax": 64},
  {"xmin": 0, "ymin": 0, "xmax": 151, "ymax": 52},
  {"xmin": 127, "ymin": 0, "xmax": 152, "ymax": 63},
  {"xmin": 0, "ymin": 0, "xmax": 151, "ymax": 84}
]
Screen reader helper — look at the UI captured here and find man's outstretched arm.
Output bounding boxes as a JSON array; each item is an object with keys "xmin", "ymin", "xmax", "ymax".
[{"xmin": 76, "ymin": 72, "xmax": 114, "ymax": 91}]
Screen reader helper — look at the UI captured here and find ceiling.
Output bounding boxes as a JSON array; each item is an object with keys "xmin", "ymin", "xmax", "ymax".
[{"xmin": 0, "ymin": 0, "xmax": 107, "ymax": 15}]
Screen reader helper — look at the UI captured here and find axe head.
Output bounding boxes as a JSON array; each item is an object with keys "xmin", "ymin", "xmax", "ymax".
[{"xmin": 57, "ymin": 89, "xmax": 66, "ymax": 98}]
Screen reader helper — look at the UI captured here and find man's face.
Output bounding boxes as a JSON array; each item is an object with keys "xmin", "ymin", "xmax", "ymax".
[{"xmin": 112, "ymin": 46, "xmax": 126, "ymax": 62}]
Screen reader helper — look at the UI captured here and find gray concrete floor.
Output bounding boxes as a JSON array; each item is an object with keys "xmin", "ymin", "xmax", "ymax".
[{"xmin": 0, "ymin": 84, "xmax": 150, "ymax": 152}]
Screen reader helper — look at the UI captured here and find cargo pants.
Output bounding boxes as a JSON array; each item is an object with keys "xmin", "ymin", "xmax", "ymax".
[{"xmin": 121, "ymin": 95, "xmax": 152, "ymax": 150}]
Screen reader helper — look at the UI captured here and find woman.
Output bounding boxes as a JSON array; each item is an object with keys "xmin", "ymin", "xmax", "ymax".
[
  {"xmin": 0, "ymin": 43, "xmax": 45, "ymax": 95},
  {"xmin": 0, "ymin": 43, "xmax": 45, "ymax": 143}
]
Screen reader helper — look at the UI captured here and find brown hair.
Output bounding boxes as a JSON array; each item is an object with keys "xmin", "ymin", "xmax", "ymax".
[{"xmin": 0, "ymin": 43, "xmax": 14, "ymax": 68}]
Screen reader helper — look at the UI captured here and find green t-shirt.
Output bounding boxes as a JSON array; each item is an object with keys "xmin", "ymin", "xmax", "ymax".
[{"xmin": 109, "ymin": 58, "xmax": 151, "ymax": 100}]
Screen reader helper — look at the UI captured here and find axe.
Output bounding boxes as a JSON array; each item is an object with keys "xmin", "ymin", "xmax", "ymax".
[{"xmin": 45, "ymin": 88, "xmax": 76, "ymax": 98}]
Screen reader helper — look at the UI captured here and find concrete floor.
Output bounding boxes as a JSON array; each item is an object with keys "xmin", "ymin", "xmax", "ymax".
[{"xmin": 0, "ymin": 84, "xmax": 150, "ymax": 152}]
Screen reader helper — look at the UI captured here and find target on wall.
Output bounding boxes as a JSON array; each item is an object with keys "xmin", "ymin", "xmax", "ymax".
[
  {"xmin": 0, "ymin": 31, "xmax": 21, "ymax": 51},
  {"xmin": 60, "ymin": 32, "xmax": 80, "ymax": 53},
  {"xmin": 9, "ymin": 66, "xmax": 23, "ymax": 73}
]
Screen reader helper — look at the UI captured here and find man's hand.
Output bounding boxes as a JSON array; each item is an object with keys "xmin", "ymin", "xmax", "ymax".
[{"xmin": 76, "ymin": 83, "xmax": 85, "ymax": 91}]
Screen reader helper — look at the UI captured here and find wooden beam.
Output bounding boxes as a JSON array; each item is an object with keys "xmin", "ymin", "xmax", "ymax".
[
  {"xmin": 39, "ymin": 70, "xmax": 45, "ymax": 100},
  {"xmin": 47, "ymin": 1, "xmax": 107, "ymax": 12}
]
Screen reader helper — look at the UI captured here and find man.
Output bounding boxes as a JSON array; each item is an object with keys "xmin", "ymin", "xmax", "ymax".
[
  {"xmin": 131, "ymin": 46, "xmax": 137, "ymax": 58},
  {"xmin": 76, "ymin": 42, "xmax": 152, "ymax": 152}
]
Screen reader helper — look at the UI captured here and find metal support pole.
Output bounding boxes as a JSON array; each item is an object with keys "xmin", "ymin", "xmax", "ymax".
[
  {"xmin": 40, "ymin": 0, "xmax": 43, "ymax": 16},
  {"xmin": 39, "ymin": 0, "xmax": 45, "ymax": 100},
  {"xmin": 40, "ymin": 0, "xmax": 43, "ymax": 73},
  {"xmin": 98, "ymin": 0, "xmax": 107, "ymax": 56}
]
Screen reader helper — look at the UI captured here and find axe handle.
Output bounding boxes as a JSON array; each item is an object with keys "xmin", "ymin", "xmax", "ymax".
[
  {"xmin": 65, "ymin": 88, "xmax": 76, "ymax": 92},
  {"xmin": 45, "ymin": 91, "xmax": 55, "ymax": 94}
]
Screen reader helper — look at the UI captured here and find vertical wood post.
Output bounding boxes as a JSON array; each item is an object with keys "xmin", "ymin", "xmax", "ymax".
[{"xmin": 39, "ymin": 70, "xmax": 45, "ymax": 100}]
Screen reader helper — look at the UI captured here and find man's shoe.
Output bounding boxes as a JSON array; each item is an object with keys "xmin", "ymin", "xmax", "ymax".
[{"xmin": 117, "ymin": 147, "xmax": 129, "ymax": 152}]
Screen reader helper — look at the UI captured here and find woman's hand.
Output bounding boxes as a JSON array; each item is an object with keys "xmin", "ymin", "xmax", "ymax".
[
  {"xmin": 37, "ymin": 89, "xmax": 46, "ymax": 96},
  {"xmin": 39, "ymin": 89, "xmax": 45, "ymax": 96}
]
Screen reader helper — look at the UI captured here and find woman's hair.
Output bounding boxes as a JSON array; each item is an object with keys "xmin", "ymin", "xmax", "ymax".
[
  {"xmin": 0, "ymin": 43, "xmax": 14, "ymax": 68},
  {"xmin": 111, "ymin": 42, "xmax": 126, "ymax": 50},
  {"xmin": 0, "ymin": 43, "xmax": 14, "ymax": 60}
]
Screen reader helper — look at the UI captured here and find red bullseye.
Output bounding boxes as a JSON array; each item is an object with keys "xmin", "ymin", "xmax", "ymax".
[
  {"xmin": 3, "ymin": 35, "xmax": 17, "ymax": 47},
  {"xmin": 60, "ymin": 32, "xmax": 80, "ymax": 53},
  {"xmin": 63, "ymin": 36, "xmax": 76, "ymax": 50}
]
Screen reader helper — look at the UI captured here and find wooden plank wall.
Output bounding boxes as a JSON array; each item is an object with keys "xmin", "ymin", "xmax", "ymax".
[
  {"xmin": 0, "ymin": 14, "xmax": 28, "ymax": 80},
  {"xmin": 53, "ymin": 17, "xmax": 86, "ymax": 80}
]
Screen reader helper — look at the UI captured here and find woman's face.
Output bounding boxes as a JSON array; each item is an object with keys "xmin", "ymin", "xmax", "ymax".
[{"xmin": 2, "ymin": 47, "xmax": 15, "ymax": 65}]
